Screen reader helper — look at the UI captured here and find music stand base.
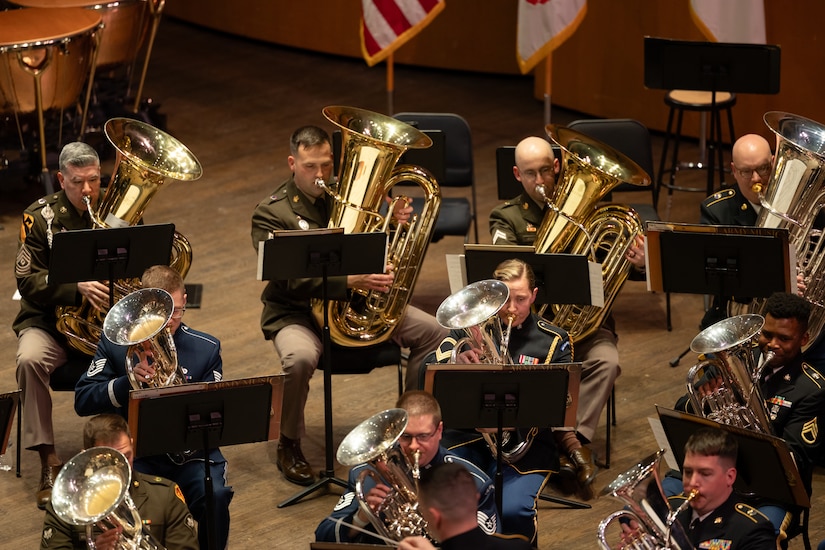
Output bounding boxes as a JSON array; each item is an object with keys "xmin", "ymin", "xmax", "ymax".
[
  {"xmin": 277, "ymin": 470, "xmax": 348, "ymax": 508},
  {"xmin": 538, "ymin": 493, "xmax": 591, "ymax": 509}
]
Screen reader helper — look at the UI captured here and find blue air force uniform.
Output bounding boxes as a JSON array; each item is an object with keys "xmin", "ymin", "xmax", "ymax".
[
  {"xmin": 75, "ymin": 324, "xmax": 233, "ymax": 550},
  {"xmin": 315, "ymin": 447, "xmax": 499, "ymax": 543}
]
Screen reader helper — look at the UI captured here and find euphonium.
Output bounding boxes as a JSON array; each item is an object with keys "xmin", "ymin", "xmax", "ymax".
[
  {"xmin": 731, "ymin": 111, "xmax": 825, "ymax": 345},
  {"xmin": 102, "ymin": 287, "xmax": 184, "ymax": 390},
  {"xmin": 56, "ymin": 118, "xmax": 202, "ymax": 356},
  {"xmin": 686, "ymin": 314, "xmax": 774, "ymax": 434},
  {"xmin": 534, "ymin": 125, "xmax": 650, "ymax": 342},
  {"xmin": 51, "ymin": 446, "xmax": 166, "ymax": 550},
  {"xmin": 336, "ymin": 408, "xmax": 431, "ymax": 542},
  {"xmin": 436, "ymin": 280, "xmax": 537, "ymax": 463},
  {"xmin": 312, "ymin": 106, "xmax": 441, "ymax": 347},
  {"xmin": 597, "ymin": 450, "xmax": 693, "ymax": 550}
]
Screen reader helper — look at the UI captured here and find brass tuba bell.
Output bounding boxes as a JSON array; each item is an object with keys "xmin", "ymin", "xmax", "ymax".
[
  {"xmin": 102, "ymin": 287, "xmax": 184, "ymax": 390},
  {"xmin": 55, "ymin": 118, "xmax": 202, "ymax": 356},
  {"xmin": 312, "ymin": 106, "xmax": 441, "ymax": 347}
]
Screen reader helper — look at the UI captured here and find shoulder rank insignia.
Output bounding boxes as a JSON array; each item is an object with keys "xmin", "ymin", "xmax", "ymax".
[
  {"xmin": 801, "ymin": 417, "xmax": 818, "ymax": 444},
  {"xmin": 734, "ymin": 502, "xmax": 768, "ymax": 523}
]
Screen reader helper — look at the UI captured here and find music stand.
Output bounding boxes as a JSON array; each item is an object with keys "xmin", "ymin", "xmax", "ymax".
[
  {"xmin": 257, "ymin": 228, "xmax": 387, "ymax": 508},
  {"xmin": 646, "ymin": 222, "xmax": 792, "ymax": 366},
  {"xmin": 463, "ymin": 244, "xmax": 602, "ymax": 306},
  {"xmin": 49, "ymin": 223, "xmax": 176, "ymax": 307},
  {"xmin": 425, "ymin": 363, "xmax": 586, "ymax": 512},
  {"xmin": 0, "ymin": 390, "xmax": 21, "ymax": 476},
  {"xmin": 655, "ymin": 406, "xmax": 809, "ymax": 509},
  {"xmin": 128, "ymin": 375, "xmax": 284, "ymax": 550},
  {"xmin": 644, "ymin": 37, "xmax": 782, "ymax": 194}
]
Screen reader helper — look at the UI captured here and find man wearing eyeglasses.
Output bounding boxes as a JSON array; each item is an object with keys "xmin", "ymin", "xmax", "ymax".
[
  {"xmin": 699, "ymin": 134, "xmax": 773, "ymax": 329},
  {"xmin": 74, "ymin": 265, "xmax": 233, "ymax": 550},
  {"xmin": 315, "ymin": 391, "xmax": 499, "ymax": 544}
]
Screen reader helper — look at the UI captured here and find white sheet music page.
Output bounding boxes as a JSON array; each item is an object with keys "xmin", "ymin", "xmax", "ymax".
[
  {"xmin": 588, "ymin": 261, "xmax": 605, "ymax": 308},
  {"xmin": 648, "ymin": 416, "xmax": 679, "ymax": 470},
  {"xmin": 446, "ymin": 254, "xmax": 467, "ymax": 294}
]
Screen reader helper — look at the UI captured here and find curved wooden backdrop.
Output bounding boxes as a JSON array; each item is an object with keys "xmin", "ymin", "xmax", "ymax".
[{"xmin": 165, "ymin": 0, "xmax": 824, "ymax": 141}]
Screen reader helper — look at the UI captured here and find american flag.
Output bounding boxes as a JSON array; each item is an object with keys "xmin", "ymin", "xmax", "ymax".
[
  {"xmin": 516, "ymin": 0, "xmax": 587, "ymax": 74},
  {"xmin": 361, "ymin": 0, "xmax": 446, "ymax": 67},
  {"xmin": 690, "ymin": 0, "xmax": 766, "ymax": 44}
]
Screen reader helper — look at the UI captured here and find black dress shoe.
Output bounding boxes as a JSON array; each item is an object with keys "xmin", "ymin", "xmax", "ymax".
[
  {"xmin": 36, "ymin": 463, "xmax": 63, "ymax": 510},
  {"xmin": 555, "ymin": 455, "xmax": 578, "ymax": 496},
  {"xmin": 569, "ymin": 446, "xmax": 598, "ymax": 500},
  {"xmin": 277, "ymin": 438, "xmax": 315, "ymax": 486}
]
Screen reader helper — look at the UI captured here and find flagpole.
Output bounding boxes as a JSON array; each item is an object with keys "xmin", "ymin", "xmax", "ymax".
[
  {"xmin": 543, "ymin": 54, "xmax": 552, "ymax": 126},
  {"xmin": 386, "ymin": 53, "xmax": 395, "ymax": 115}
]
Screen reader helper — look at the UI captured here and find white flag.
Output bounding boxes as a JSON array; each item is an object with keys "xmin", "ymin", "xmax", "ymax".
[
  {"xmin": 690, "ymin": 0, "xmax": 766, "ymax": 44},
  {"xmin": 517, "ymin": 0, "xmax": 587, "ymax": 74}
]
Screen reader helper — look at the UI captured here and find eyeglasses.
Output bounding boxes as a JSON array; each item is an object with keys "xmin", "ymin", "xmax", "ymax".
[
  {"xmin": 171, "ymin": 307, "xmax": 186, "ymax": 319},
  {"xmin": 398, "ymin": 428, "xmax": 438, "ymax": 444},
  {"xmin": 734, "ymin": 162, "xmax": 772, "ymax": 179}
]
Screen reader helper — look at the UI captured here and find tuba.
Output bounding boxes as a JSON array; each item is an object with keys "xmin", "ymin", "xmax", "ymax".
[
  {"xmin": 51, "ymin": 446, "xmax": 166, "ymax": 550},
  {"xmin": 534, "ymin": 125, "xmax": 650, "ymax": 342},
  {"xmin": 312, "ymin": 106, "xmax": 441, "ymax": 347},
  {"xmin": 435, "ymin": 280, "xmax": 537, "ymax": 463},
  {"xmin": 336, "ymin": 408, "xmax": 431, "ymax": 542},
  {"xmin": 686, "ymin": 314, "xmax": 774, "ymax": 433},
  {"xmin": 731, "ymin": 111, "xmax": 825, "ymax": 345},
  {"xmin": 597, "ymin": 450, "xmax": 694, "ymax": 550},
  {"xmin": 56, "ymin": 118, "xmax": 202, "ymax": 356},
  {"xmin": 102, "ymin": 287, "xmax": 184, "ymax": 390}
]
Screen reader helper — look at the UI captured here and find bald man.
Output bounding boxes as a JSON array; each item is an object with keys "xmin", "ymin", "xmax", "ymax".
[{"xmin": 700, "ymin": 134, "xmax": 773, "ymax": 226}]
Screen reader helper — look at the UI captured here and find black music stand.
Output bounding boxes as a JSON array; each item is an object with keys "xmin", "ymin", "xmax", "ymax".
[
  {"xmin": 49, "ymin": 223, "xmax": 175, "ymax": 307},
  {"xmin": 655, "ymin": 406, "xmax": 809, "ymax": 509},
  {"xmin": 258, "ymin": 228, "xmax": 387, "ymax": 508},
  {"xmin": 463, "ymin": 244, "xmax": 601, "ymax": 306},
  {"xmin": 425, "ymin": 363, "xmax": 587, "ymax": 512},
  {"xmin": 0, "ymin": 390, "xmax": 21, "ymax": 477},
  {"xmin": 646, "ymin": 222, "xmax": 791, "ymax": 366},
  {"xmin": 644, "ymin": 37, "xmax": 781, "ymax": 194},
  {"xmin": 128, "ymin": 375, "xmax": 284, "ymax": 550}
]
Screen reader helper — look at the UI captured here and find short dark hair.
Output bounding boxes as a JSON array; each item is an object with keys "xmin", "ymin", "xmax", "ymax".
[
  {"xmin": 765, "ymin": 292, "xmax": 811, "ymax": 329},
  {"xmin": 83, "ymin": 414, "xmax": 131, "ymax": 449},
  {"xmin": 418, "ymin": 462, "xmax": 478, "ymax": 522},
  {"xmin": 684, "ymin": 428, "xmax": 737, "ymax": 467},
  {"xmin": 290, "ymin": 125, "xmax": 330, "ymax": 156},
  {"xmin": 396, "ymin": 390, "xmax": 442, "ymax": 426}
]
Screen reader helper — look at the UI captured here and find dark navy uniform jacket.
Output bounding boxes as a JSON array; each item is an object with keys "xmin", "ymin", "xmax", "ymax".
[
  {"xmin": 700, "ymin": 185, "xmax": 758, "ymax": 226},
  {"xmin": 315, "ymin": 446, "xmax": 499, "ymax": 543},
  {"xmin": 675, "ymin": 493, "xmax": 775, "ymax": 550}
]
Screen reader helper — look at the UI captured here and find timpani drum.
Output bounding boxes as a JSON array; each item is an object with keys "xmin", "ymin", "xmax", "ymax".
[
  {"xmin": 9, "ymin": 0, "xmax": 151, "ymax": 70},
  {"xmin": 0, "ymin": 7, "xmax": 101, "ymax": 114}
]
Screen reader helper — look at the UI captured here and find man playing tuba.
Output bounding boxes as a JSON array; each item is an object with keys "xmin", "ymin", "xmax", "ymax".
[
  {"xmin": 315, "ymin": 391, "xmax": 499, "ymax": 544},
  {"xmin": 250, "ymin": 125, "xmax": 446, "ymax": 487},
  {"xmin": 14, "ymin": 142, "xmax": 110, "ymax": 509},
  {"xmin": 489, "ymin": 137, "xmax": 648, "ymax": 498}
]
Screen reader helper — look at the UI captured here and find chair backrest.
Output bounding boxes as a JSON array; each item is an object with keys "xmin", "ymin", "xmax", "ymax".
[
  {"xmin": 566, "ymin": 118, "xmax": 656, "ymax": 197},
  {"xmin": 392, "ymin": 112, "xmax": 474, "ymax": 188}
]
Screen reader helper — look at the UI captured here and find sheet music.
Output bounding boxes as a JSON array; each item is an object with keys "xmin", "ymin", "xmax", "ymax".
[
  {"xmin": 588, "ymin": 261, "xmax": 605, "ymax": 308},
  {"xmin": 446, "ymin": 253, "xmax": 467, "ymax": 294},
  {"xmin": 648, "ymin": 416, "xmax": 678, "ymax": 470}
]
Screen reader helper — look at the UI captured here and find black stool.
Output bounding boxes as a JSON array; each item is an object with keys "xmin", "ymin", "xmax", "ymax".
[{"xmin": 656, "ymin": 90, "xmax": 737, "ymax": 213}]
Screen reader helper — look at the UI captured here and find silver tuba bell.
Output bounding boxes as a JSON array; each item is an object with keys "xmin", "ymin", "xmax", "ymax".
[
  {"xmin": 336, "ymin": 408, "xmax": 431, "ymax": 542},
  {"xmin": 686, "ymin": 314, "xmax": 774, "ymax": 433},
  {"xmin": 598, "ymin": 450, "xmax": 694, "ymax": 550},
  {"xmin": 435, "ymin": 279, "xmax": 514, "ymax": 364},
  {"xmin": 103, "ymin": 288, "xmax": 184, "ymax": 390},
  {"xmin": 51, "ymin": 446, "xmax": 166, "ymax": 549}
]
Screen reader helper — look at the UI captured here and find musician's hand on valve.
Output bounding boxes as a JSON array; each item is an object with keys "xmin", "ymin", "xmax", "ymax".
[
  {"xmin": 348, "ymin": 265, "xmax": 395, "ymax": 293},
  {"xmin": 93, "ymin": 525, "xmax": 122, "ymax": 550},
  {"xmin": 77, "ymin": 280, "xmax": 111, "ymax": 312},
  {"xmin": 618, "ymin": 520, "xmax": 642, "ymax": 549},
  {"xmin": 455, "ymin": 348, "xmax": 482, "ymax": 364},
  {"xmin": 132, "ymin": 342, "xmax": 156, "ymax": 384},
  {"xmin": 387, "ymin": 195, "xmax": 413, "ymax": 225},
  {"xmin": 697, "ymin": 375, "xmax": 723, "ymax": 398},
  {"xmin": 357, "ymin": 483, "xmax": 392, "ymax": 522},
  {"xmin": 625, "ymin": 234, "xmax": 647, "ymax": 270},
  {"xmin": 399, "ymin": 536, "xmax": 436, "ymax": 550},
  {"xmin": 796, "ymin": 273, "xmax": 806, "ymax": 296}
]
